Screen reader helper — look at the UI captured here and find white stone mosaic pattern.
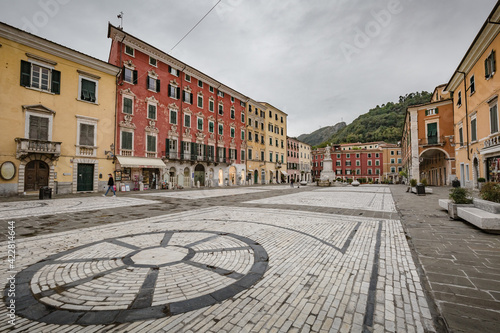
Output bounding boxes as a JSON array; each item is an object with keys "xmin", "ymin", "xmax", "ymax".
[
  {"xmin": 138, "ymin": 188, "xmax": 267, "ymax": 199},
  {"xmin": 245, "ymin": 189, "xmax": 397, "ymax": 212},
  {"xmin": 0, "ymin": 197, "xmax": 159, "ymax": 220},
  {"xmin": 317, "ymin": 185, "xmax": 392, "ymax": 193},
  {"xmin": 0, "ymin": 206, "xmax": 434, "ymax": 332}
]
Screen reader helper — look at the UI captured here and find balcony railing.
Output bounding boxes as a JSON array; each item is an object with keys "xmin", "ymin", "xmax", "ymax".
[
  {"xmin": 162, "ymin": 151, "xmax": 226, "ymax": 164},
  {"xmin": 77, "ymin": 146, "xmax": 96, "ymax": 157},
  {"xmin": 15, "ymin": 138, "xmax": 61, "ymax": 159},
  {"xmin": 420, "ymin": 135, "xmax": 446, "ymax": 146}
]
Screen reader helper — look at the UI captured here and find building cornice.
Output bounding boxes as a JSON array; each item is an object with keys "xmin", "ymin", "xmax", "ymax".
[
  {"xmin": 0, "ymin": 22, "xmax": 119, "ymax": 76},
  {"xmin": 407, "ymin": 98, "xmax": 453, "ymax": 112},
  {"xmin": 445, "ymin": 2, "xmax": 500, "ymax": 92}
]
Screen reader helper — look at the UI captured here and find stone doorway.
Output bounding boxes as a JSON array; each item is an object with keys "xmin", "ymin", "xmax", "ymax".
[{"xmin": 24, "ymin": 160, "xmax": 49, "ymax": 191}]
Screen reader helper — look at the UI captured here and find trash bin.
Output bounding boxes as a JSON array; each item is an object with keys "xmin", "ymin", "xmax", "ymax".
[
  {"xmin": 39, "ymin": 186, "xmax": 52, "ymax": 199},
  {"xmin": 416, "ymin": 183, "xmax": 425, "ymax": 196},
  {"xmin": 452, "ymin": 179, "xmax": 460, "ymax": 188}
]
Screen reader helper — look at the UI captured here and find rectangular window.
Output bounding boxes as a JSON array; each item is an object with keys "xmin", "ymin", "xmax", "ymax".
[
  {"xmin": 148, "ymin": 104, "xmax": 157, "ymax": 120},
  {"xmin": 184, "ymin": 114, "xmax": 191, "ymax": 127},
  {"xmin": 230, "ymin": 109, "xmax": 235, "ymax": 119},
  {"xmin": 457, "ymin": 91, "xmax": 462, "ymax": 107},
  {"xmin": 149, "ymin": 56, "xmax": 157, "ymax": 67},
  {"xmin": 249, "ymin": 148, "xmax": 254, "ymax": 160},
  {"xmin": 209, "ymin": 99, "xmax": 214, "ymax": 112},
  {"xmin": 356, "ymin": 153, "xmax": 360, "ymax": 158},
  {"xmin": 209, "ymin": 86, "xmax": 214, "ymax": 93},
  {"xmin": 170, "ymin": 110, "xmax": 177, "ymax": 125},
  {"xmin": 427, "ymin": 122, "xmax": 438, "ymax": 144},
  {"xmin": 146, "ymin": 135, "xmax": 156, "ymax": 152},
  {"xmin": 241, "ymin": 129, "xmax": 245, "ymax": 140},
  {"xmin": 368, "ymin": 160, "xmax": 372, "ymax": 166},
  {"xmin": 269, "ymin": 137, "xmax": 273, "ymax": 145},
  {"xmin": 459, "ymin": 127, "xmax": 464, "ymax": 146},
  {"xmin": 485, "ymin": 50, "xmax": 496, "ymax": 79},
  {"xmin": 391, "ymin": 158, "xmax": 395, "ymax": 164},
  {"xmin": 185, "ymin": 74, "xmax": 191, "ymax": 82},
  {"xmin": 398, "ymin": 158, "xmax": 402, "ymax": 163},
  {"xmin": 491, "ymin": 104, "xmax": 499, "ymax": 134},
  {"xmin": 218, "ymin": 124, "xmax": 223, "ymax": 135},
  {"xmin": 470, "ymin": 75, "xmax": 475, "ymax": 94},
  {"xmin": 169, "ymin": 66, "xmax": 179, "ymax": 76},
  {"xmin": 218, "ymin": 104, "xmax": 223, "ymax": 115},
  {"xmin": 80, "ymin": 78, "xmax": 97, "ymax": 102},
  {"xmin": 209, "ymin": 121, "xmax": 214, "ymax": 133},
  {"xmin": 241, "ymin": 150, "xmax": 245, "ymax": 161},
  {"xmin": 198, "ymin": 80, "xmax": 203, "ymax": 88},
  {"xmin": 168, "ymin": 84, "xmax": 180, "ymax": 99},
  {"xmin": 375, "ymin": 153, "xmax": 379, "ymax": 158},
  {"xmin": 125, "ymin": 45, "xmax": 134, "ymax": 56},
  {"xmin": 79, "ymin": 124, "xmax": 94, "ymax": 146},
  {"xmin": 471, "ymin": 117, "xmax": 477, "ymax": 142},
  {"xmin": 147, "ymin": 76, "xmax": 160, "ymax": 93},
  {"xmin": 30, "ymin": 64, "xmax": 51, "ymax": 91},
  {"xmin": 248, "ymin": 132, "xmax": 253, "ymax": 141},
  {"xmin": 241, "ymin": 112, "xmax": 245, "ymax": 123},
  {"xmin": 269, "ymin": 152, "xmax": 273, "ymax": 162},
  {"xmin": 183, "ymin": 91, "xmax": 192, "ymax": 104},
  {"xmin": 29, "ymin": 115, "xmax": 49, "ymax": 140},
  {"xmin": 218, "ymin": 91, "xmax": 225, "ymax": 97},
  {"xmin": 231, "ymin": 96, "xmax": 235, "ymax": 103},
  {"xmin": 197, "ymin": 95, "xmax": 203, "ymax": 108},
  {"xmin": 123, "ymin": 97, "xmax": 133, "ymax": 114},
  {"xmin": 123, "ymin": 67, "xmax": 137, "ymax": 84},
  {"xmin": 375, "ymin": 160, "xmax": 380, "ymax": 166},
  {"xmin": 197, "ymin": 117, "xmax": 203, "ymax": 131},
  {"xmin": 121, "ymin": 131, "xmax": 133, "ymax": 150}
]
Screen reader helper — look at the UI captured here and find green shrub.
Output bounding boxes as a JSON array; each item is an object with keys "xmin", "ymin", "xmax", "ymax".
[
  {"xmin": 421, "ymin": 178, "xmax": 427, "ymax": 186},
  {"xmin": 480, "ymin": 182, "xmax": 500, "ymax": 203},
  {"xmin": 347, "ymin": 178, "xmax": 353, "ymax": 184},
  {"xmin": 410, "ymin": 179, "xmax": 417, "ymax": 187},
  {"xmin": 478, "ymin": 177, "xmax": 486, "ymax": 183},
  {"xmin": 449, "ymin": 187, "xmax": 473, "ymax": 204}
]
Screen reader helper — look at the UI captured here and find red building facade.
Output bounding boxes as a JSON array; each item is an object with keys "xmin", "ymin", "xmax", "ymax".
[
  {"xmin": 312, "ymin": 142, "xmax": 385, "ymax": 182},
  {"xmin": 108, "ymin": 24, "xmax": 247, "ymax": 189}
]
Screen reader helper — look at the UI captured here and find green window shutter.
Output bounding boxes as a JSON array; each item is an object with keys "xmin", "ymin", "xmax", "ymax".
[
  {"xmin": 235, "ymin": 149, "xmax": 238, "ymax": 160},
  {"xmin": 493, "ymin": 50, "xmax": 496, "ymax": 73},
  {"xmin": 165, "ymin": 139, "xmax": 170, "ymax": 155},
  {"xmin": 485, "ymin": 57, "xmax": 490, "ymax": 78},
  {"xmin": 123, "ymin": 97, "xmax": 132, "ymax": 114},
  {"xmin": 176, "ymin": 87, "xmax": 180, "ymax": 99},
  {"xmin": 156, "ymin": 79, "xmax": 160, "ymax": 92},
  {"xmin": 435, "ymin": 108, "xmax": 438, "ymax": 114},
  {"xmin": 122, "ymin": 131, "xmax": 132, "ymax": 150},
  {"xmin": 133, "ymin": 70, "xmax": 138, "ymax": 84},
  {"xmin": 20, "ymin": 60, "xmax": 31, "ymax": 87},
  {"xmin": 167, "ymin": 84, "xmax": 172, "ymax": 97},
  {"xmin": 148, "ymin": 105, "xmax": 156, "ymax": 119},
  {"xmin": 191, "ymin": 142, "xmax": 196, "ymax": 160},
  {"xmin": 425, "ymin": 110, "xmax": 428, "ymax": 116},
  {"xmin": 80, "ymin": 124, "xmax": 94, "ymax": 146},
  {"xmin": 146, "ymin": 76, "xmax": 150, "ymax": 90}
]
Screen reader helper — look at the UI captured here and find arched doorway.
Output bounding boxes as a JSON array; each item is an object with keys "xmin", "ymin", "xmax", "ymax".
[
  {"xmin": 229, "ymin": 166, "xmax": 236, "ymax": 185},
  {"xmin": 194, "ymin": 164, "xmax": 205, "ymax": 186},
  {"xmin": 218, "ymin": 169, "xmax": 224, "ymax": 186},
  {"xmin": 419, "ymin": 148, "xmax": 450, "ymax": 186},
  {"xmin": 208, "ymin": 168, "xmax": 214, "ymax": 187},
  {"xmin": 183, "ymin": 167, "xmax": 190, "ymax": 188},
  {"xmin": 169, "ymin": 167, "xmax": 177, "ymax": 187},
  {"xmin": 25, "ymin": 160, "xmax": 49, "ymax": 191},
  {"xmin": 261, "ymin": 169, "xmax": 266, "ymax": 184}
]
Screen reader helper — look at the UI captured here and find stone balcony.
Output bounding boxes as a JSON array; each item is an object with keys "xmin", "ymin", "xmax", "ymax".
[{"xmin": 15, "ymin": 138, "xmax": 61, "ymax": 160}]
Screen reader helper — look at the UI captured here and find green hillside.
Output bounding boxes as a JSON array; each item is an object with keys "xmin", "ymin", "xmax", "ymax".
[
  {"xmin": 318, "ymin": 91, "xmax": 432, "ymax": 147},
  {"xmin": 297, "ymin": 122, "xmax": 346, "ymax": 146}
]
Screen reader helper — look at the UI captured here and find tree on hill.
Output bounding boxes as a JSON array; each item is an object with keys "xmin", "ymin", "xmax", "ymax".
[{"xmin": 320, "ymin": 91, "xmax": 431, "ymax": 146}]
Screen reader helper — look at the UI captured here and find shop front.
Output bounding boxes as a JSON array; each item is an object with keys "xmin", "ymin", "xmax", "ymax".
[
  {"xmin": 115, "ymin": 156, "xmax": 166, "ymax": 191},
  {"xmin": 481, "ymin": 134, "xmax": 500, "ymax": 183}
]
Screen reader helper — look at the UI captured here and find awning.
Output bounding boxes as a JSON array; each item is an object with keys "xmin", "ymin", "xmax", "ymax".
[
  {"xmin": 280, "ymin": 171, "xmax": 288, "ymax": 176},
  {"xmin": 116, "ymin": 156, "xmax": 166, "ymax": 169},
  {"xmin": 248, "ymin": 169, "xmax": 254, "ymax": 172}
]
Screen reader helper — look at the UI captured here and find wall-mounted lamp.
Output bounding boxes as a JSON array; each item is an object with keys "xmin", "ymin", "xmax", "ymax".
[{"xmin": 104, "ymin": 143, "xmax": 115, "ymax": 159}]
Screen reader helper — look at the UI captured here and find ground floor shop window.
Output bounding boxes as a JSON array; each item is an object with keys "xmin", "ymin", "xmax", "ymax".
[{"xmin": 487, "ymin": 156, "xmax": 500, "ymax": 182}]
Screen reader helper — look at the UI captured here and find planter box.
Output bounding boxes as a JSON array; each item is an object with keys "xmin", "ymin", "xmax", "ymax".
[
  {"xmin": 457, "ymin": 207, "xmax": 500, "ymax": 233},
  {"xmin": 448, "ymin": 202, "xmax": 474, "ymax": 220}
]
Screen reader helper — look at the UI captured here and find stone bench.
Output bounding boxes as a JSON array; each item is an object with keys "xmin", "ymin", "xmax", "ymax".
[{"xmin": 457, "ymin": 207, "xmax": 500, "ymax": 233}]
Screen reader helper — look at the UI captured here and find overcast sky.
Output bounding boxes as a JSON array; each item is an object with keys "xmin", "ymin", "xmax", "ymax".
[{"xmin": 1, "ymin": 0, "xmax": 497, "ymax": 137}]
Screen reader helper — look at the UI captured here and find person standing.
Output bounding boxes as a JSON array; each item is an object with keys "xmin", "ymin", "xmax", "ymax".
[
  {"xmin": 290, "ymin": 178, "xmax": 294, "ymax": 188},
  {"xmin": 103, "ymin": 173, "xmax": 116, "ymax": 197}
]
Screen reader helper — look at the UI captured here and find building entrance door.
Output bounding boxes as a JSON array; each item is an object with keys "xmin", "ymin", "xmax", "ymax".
[
  {"xmin": 194, "ymin": 164, "xmax": 205, "ymax": 186},
  {"xmin": 24, "ymin": 160, "xmax": 49, "ymax": 191},
  {"xmin": 77, "ymin": 164, "xmax": 94, "ymax": 191}
]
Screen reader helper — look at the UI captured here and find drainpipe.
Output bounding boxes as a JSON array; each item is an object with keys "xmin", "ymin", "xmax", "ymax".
[{"xmin": 457, "ymin": 71, "xmax": 470, "ymax": 161}]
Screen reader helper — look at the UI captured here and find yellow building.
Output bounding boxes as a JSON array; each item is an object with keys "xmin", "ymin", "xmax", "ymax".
[
  {"xmin": 246, "ymin": 100, "xmax": 267, "ymax": 184},
  {"xmin": 0, "ymin": 22, "xmax": 119, "ymax": 196},
  {"xmin": 298, "ymin": 141, "xmax": 312, "ymax": 182},
  {"xmin": 445, "ymin": 3, "xmax": 500, "ymax": 188},
  {"xmin": 260, "ymin": 102, "xmax": 288, "ymax": 183},
  {"xmin": 380, "ymin": 143, "xmax": 402, "ymax": 183}
]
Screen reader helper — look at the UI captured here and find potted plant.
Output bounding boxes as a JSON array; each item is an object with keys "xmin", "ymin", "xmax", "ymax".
[
  {"xmin": 448, "ymin": 187, "xmax": 473, "ymax": 219},
  {"xmin": 480, "ymin": 182, "xmax": 500, "ymax": 203},
  {"xmin": 477, "ymin": 177, "xmax": 486, "ymax": 190},
  {"xmin": 410, "ymin": 179, "xmax": 417, "ymax": 187}
]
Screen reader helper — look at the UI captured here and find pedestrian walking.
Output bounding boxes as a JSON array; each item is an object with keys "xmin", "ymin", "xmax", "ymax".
[
  {"xmin": 290, "ymin": 178, "xmax": 294, "ymax": 188},
  {"xmin": 103, "ymin": 173, "xmax": 116, "ymax": 197}
]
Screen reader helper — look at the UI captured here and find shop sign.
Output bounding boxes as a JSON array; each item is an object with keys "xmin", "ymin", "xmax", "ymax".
[{"xmin": 484, "ymin": 134, "xmax": 500, "ymax": 149}]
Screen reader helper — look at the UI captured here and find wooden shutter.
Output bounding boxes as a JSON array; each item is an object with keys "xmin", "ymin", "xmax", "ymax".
[
  {"xmin": 168, "ymin": 84, "xmax": 172, "ymax": 97},
  {"xmin": 146, "ymin": 76, "xmax": 150, "ymax": 90},
  {"xmin": 493, "ymin": 50, "xmax": 497, "ymax": 73},
  {"xmin": 425, "ymin": 110, "xmax": 428, "ymax": 116},
  {"xmin": 80, "ymin": 124, "xmax": 94, "ymax": 146},
  {"xmin": 123, "ymin": 97, "xmax": 132, "ymax": 114},
  {"xmin": 435, "ymin": 108, "xmax": 438, "ymax": 114},
  {"xmin": 20, "ymin": 60, "xmax": 31, "ymax": 87},
  {"xmin": 176, "ymin": 87, "xmax": 180, "ymax": 99},
  {"xmin": 122, "ymin": 131, "xmax": 132, "ymax": 150},
  {"xmin": 51, "ymin": 70, "xmax": 61, "ymax": 94},
  {"xmin": 29, "ymin": 116, "xmax": 49, "ymax": 140},
  {"xmin": 156, "ymin": 79, "xmax": 160, "ymax": 92},
  {"xmin": 133, "ymin": 70, "xmax": 138, "ymax": 84},
  {"xmin": 165, "ymin": 139, "xmax": 170, "ymax": 155},
  {"xmin": 191, "ymin": 142, "xmax": 196, "ymax": 160},
  {"xmin": 190, "ymin": 93, "xmax": 193, "ymax": 104}
]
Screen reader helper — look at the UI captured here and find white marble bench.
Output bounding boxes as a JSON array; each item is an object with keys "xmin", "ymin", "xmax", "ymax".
[{"xmin": 457, "ymin": 206, "xmax": 500, "ymax": 233}]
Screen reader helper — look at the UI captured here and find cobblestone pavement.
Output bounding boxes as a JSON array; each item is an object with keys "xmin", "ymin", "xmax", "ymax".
[{"xmin": 0, "ymin": 185, "xmax": 440, "ymax": 332}]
